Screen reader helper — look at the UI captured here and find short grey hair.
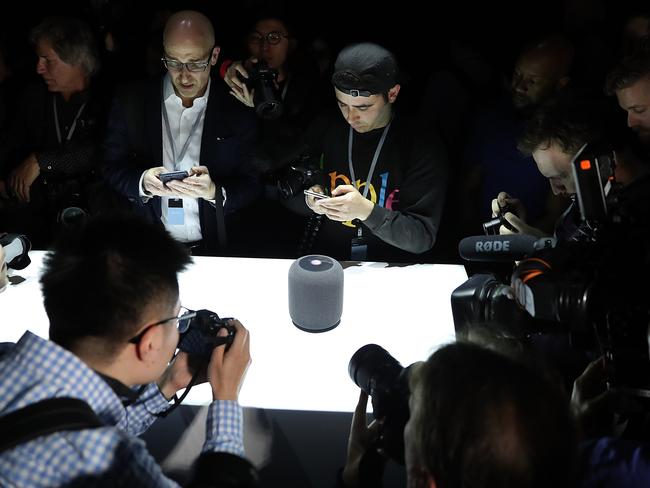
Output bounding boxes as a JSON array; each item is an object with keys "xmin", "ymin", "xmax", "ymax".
[{"xmin": 30, "ymin": 16, "xmax": 100, "ymax": 77}]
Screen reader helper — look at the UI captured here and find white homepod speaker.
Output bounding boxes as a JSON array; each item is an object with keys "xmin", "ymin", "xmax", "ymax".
[{"xmin": 288, "ymin": 255, "xmax": 344, "ymax": 332}]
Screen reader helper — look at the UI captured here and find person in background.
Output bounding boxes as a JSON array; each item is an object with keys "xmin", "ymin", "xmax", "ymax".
[
  {"xmin": 458, "ymin": 34, "xmax": 575, "ymax": 237},
  {"xmin": 0, "ymin": 16, "xmax": 109, "ymax": 248},
  {"xmin": 221, "ymin": 9, "xmax": 327, "ymax": 258}
]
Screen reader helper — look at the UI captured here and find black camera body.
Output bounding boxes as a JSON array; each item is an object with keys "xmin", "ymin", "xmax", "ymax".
[
  {"xmin": 482, "ymin": 202, "xmax": 519, "ymax": 235},
  {"xmin": 241, "ymin": 60, "xmax": 283, "ymax": 120},
  {"xmin": 453, "ymin": 141, "xmax": 650, "ymax": 399},
  {"xmin": 274, "ymin": 163, "xmax": 324, "ymax": 200},
  {"xmin": 177, "ymin": 309, "xmax": 235, "ymax": 356},
  {"xmin": 348, "ymin": 344, "xmax": 412, "ymax": 465}
]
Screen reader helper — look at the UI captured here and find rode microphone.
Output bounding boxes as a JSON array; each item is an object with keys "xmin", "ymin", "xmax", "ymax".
[{"xmin": 458, "ymin": 235, "xmax": 557, "ymax": 262}]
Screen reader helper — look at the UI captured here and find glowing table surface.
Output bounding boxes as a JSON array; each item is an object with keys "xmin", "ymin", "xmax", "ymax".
[{"xmin": 0, "ymin": 251, "xmax": 467, "ymax": 412}]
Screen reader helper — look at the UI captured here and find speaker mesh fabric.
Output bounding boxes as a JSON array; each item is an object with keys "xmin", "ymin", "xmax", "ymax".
[{"xmin": 288, "ymin": 255, "xmax": 344, "ymax": 332}]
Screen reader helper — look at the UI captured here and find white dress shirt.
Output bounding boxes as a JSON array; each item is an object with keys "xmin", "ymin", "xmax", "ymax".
[{"xmin": 137, "ymin": 74, "xmax": 210, "ymax": 243}]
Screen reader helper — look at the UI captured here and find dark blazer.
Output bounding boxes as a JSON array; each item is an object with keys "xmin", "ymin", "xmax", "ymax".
[{"xmin": 102, "ymin": 75, "xmax": 261, "ymax": 252}]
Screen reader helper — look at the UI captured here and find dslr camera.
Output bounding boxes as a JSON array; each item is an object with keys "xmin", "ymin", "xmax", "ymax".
[
  {"xmin": 240, "ymin": 59, "xmax": 283, "ymax": 120},
  {"xmin": 274, "ymin": 162, "xmax": 323, "ymax": 200},
  {"xmin": 177, "ymin": 309, "xmax": 236, "ymax": 356},
  {"xmin": 348, "ymin": 344, "xmax": 413, "ymax": 464}
]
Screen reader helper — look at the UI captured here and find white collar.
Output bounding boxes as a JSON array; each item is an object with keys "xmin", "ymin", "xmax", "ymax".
[{"xmin": 163, "ymin": 73, "xmax": 211, "ymax": 107}]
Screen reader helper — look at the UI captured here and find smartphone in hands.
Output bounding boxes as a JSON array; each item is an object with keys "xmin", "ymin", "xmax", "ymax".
[
  {"xmin": 303, "ymin": 189, "xmax": 329, "ymax": 200},
  {"xmin": 158, "ymin": 170, "xmax": 189, "ymax": 184}
]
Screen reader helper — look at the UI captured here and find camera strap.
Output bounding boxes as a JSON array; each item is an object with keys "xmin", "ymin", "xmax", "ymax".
[
  {"xmin": 53, "ymin": 96, "xmax": 87, "ymax": 146},
  {"xmin": 280, "ymin": 75, "xmax": 290, "ymax": 100},
  {"xmin": 0, "ymin": 397, "xmax": 103, "ymax": 454},
  {"xmin": 146, "ymin": 348, "xmax": 209, "ymax": 418},
  {"xmin": 347, "ymin": 121, "xmax": 391, "ymax": 199}
]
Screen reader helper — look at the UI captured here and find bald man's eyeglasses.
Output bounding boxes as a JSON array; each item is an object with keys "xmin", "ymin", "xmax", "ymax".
[{"xmin": 161, "ymin": 56, "xmax": 211, "ymax": 72}]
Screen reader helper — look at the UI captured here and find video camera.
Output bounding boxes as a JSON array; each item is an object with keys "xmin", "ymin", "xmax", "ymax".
[
  {"xmin": 348, "ymin": 344, "xmax": 413, "ymax": 464},
  {"xmin": 452, "ymin": 141, "xmax": 650, "ymax": 399},
  {"xmin": 240, "ymin": 59, "xmax": 283, "ymax": 120}
]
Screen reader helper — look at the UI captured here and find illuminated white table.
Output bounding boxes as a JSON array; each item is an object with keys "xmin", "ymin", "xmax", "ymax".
[{"xmin": 0, "ymin": 251, "xmax": 467, "ymax": 413}]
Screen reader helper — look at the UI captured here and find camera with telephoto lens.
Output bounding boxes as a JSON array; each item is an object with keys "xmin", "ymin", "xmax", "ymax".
[
  {"xmin": 177, "ymin": 309, "xmax": 235, "ymax": 356},
  {"xmin": 240, "ymin": 59, "xmax": 283, "ymax": 120},
  {"xmin": 452, "ymin": 140, "xmax": 650, "ymax": 405},
  {"xmin": 348, "ymin": 344, "xmax": 413, "ymax": 464}
]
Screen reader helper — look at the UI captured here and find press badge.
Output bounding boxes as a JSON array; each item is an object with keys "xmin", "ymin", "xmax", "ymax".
[
  {"xmin": 350, "ymin": 223, "xmax": 368, "ymax": 261},
  {"xmin": 168, "ymin": 198, "xmax": 184, "ymax": 225}
]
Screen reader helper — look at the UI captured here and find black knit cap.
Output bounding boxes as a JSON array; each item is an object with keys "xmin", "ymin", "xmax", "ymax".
[{"xmin": 331, "ymin": 42, "xmax": 398, "ymax": 97}]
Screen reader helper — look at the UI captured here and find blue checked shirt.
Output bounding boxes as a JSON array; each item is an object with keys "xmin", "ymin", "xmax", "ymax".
[{"xmin": 0, "ymin": 331, "xmax": 245, "ymax": 487}]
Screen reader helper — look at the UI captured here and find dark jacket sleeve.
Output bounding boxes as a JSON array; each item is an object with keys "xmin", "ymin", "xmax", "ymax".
[
  {"xmin": 101, "ymin": 82, "xmax": 152, "ymax": 204},
  {"xmin": 0, "ymin": 86, "xmax": 41, "ymax": 178},
  {"xmin": 216, "ymin": 107, "xmax": 262, "ymax": 214},
  {"xmin": 187, "ymin": 451, "xmax": 259, "ymax": 488},
  {"xmin": 363, "ymin": 127, "xmax": 449, "ymax": 254}
]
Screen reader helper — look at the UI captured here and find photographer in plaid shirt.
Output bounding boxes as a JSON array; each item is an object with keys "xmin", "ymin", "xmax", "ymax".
[{"xmin": 0, "ymin": 214, "xmax": 254, "ymax": 486}]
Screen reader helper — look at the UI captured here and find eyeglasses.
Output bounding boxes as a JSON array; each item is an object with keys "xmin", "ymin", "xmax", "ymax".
[
  {"xmin": 247, "ymin": 31, "xmax": 289, "ymax": 45},
  {"xmin": 161, "ymin": 57, "xmax": 212, "ymax": 72},
  {"xmin": 128, "ymin": 306, "xmax": 197, "ymax": 344}
]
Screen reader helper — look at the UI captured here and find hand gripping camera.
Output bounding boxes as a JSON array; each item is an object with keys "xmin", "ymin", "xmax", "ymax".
[
  {"xmin": 240, "ymin": 59, "xmax": 283, "ymax": 120},
  {"xmin": 348, "ymin": 344, "xmax": 413, "ymax": 465},
  {"xmin": 177, "ymin": 309, "xmax": 235, "ymax": 356},
  {"xmin": 482, "ymin": 201, "xmax": 519, "ymax": 235}
]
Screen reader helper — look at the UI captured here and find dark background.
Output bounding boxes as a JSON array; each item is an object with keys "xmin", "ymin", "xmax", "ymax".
[{"xmin": 3, "ymin": 0, "xmax": 646, "ymax": 94}]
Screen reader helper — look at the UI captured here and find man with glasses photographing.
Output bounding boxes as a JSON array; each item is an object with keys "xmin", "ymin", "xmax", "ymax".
[
  {"xmin": 103, "ymin": 9, "xmax": 261, "ymax": 256},
  {"xmin": 0, "ymin": 214, "xmax": 255, "ymax": 486}
]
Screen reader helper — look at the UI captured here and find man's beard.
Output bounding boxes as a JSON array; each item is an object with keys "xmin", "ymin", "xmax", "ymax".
[{"xmin": 633, "ymin": 127, "xmax": 650, "ymax": 146}]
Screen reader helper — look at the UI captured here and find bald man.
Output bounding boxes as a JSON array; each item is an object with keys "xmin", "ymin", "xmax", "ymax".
[{"xmin": 103, "ymin": 10, "xmax": 261, "ymax": 255}]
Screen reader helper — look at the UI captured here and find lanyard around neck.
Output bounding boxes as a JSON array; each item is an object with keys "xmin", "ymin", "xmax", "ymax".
[
  {"xmin": 162, "ymin": 98, "xmax": 206, "ymax": 167},
  {"xmin": 280, "ymin": 74, "xmax": 290, "ymax": 100},
  {"xmin": 53, "ymin": 97, "xmax": 87, "ymax": 145},
  {"xmin": 347, "ymin": 120, "xmax": 392, "ymax": 198}
]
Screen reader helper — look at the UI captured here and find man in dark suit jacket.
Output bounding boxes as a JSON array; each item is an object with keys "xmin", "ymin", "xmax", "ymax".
[{"xmin": 102, "ymin": 10, "xmax": 260, "ymax": 254}]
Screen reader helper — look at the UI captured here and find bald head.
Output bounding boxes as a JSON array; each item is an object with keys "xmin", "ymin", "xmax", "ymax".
[
  {"xmin": 163, "ymin": 10, "xmax": 215, "ymax": 53},
  {"xmin": 519, "ymin": 35, "xmax": 575, "ymax": 81},
  {"xmin": 511, "ymin": 35, "xmax": 574, "ymax": 110}
]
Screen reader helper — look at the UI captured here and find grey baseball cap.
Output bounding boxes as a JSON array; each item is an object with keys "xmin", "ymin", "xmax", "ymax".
[{"xmin": 331, "ymin": 42, "xmax": 398, "ymax": 97}]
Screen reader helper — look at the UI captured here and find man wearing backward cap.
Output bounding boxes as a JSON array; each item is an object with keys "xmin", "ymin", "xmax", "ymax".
[{"xmin": 302, "ymin": 42, "xmax": 448, "ymax": 263}]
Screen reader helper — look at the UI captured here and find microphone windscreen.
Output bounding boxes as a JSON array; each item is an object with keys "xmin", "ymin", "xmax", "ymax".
[
  {"xmin": 459, "ymin": 234, "xmax": 538, "ymax": 261},
  {"xmin": 288, "ymin": 255, "xmax": 343, "ymax": 332}
]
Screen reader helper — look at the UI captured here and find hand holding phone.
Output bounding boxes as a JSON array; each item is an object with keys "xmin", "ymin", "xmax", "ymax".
[
  {"xmin": 158, "ymin": 170, "xmax": 189, "ymax": 185},
  {"xmin": 304, "ymin": 189, "xmax": 329, "ymax": 200}
]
